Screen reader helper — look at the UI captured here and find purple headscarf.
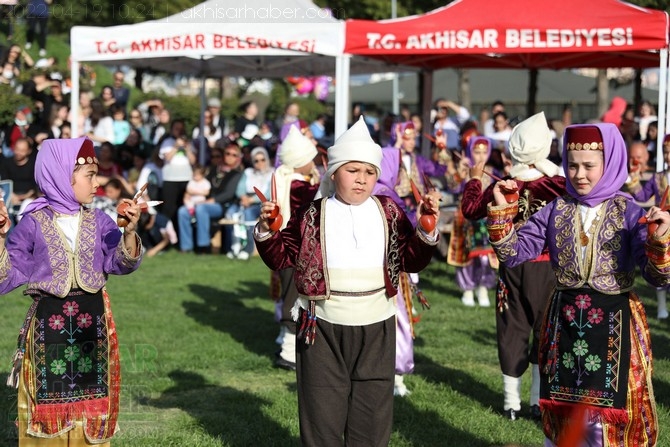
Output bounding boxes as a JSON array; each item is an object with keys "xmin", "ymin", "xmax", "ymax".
[
  {"xmin": 23, "ymin": 137, "xmax": 92, "ymax": 215},
  {"xmin": 562, "ymin": 123, "xmax": 630, "ymax": 207},
  {"xmin": 389, "ymin": 121, "xmax": 414, "ymax": 147},
  {"xmin": 465, "ymin": 136, "xmax": 492, "ymax": 164}
]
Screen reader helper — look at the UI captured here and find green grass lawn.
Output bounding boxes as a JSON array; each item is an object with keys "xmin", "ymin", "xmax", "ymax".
[{"xmin": 0, "ymin": 252, "xmax": 668, "ymax": 446}]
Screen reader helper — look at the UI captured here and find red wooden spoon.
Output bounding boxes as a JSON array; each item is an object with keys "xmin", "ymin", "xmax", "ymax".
[
  {"xmin": 254, "ymin": 174, "xmax": 283, "ymax": 231},
  {"xmin": 411, "ymin": 180, "xmax": 436, "ymax": 232}
]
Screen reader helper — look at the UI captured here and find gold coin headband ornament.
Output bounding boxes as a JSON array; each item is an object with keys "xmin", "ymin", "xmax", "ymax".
[{"xmin": 75, "ymin": 139, "xmax": 99, "ymax": 165}]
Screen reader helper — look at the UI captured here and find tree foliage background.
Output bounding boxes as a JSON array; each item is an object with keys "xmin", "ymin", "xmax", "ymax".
[{"xmin": 6, "ymin": 0, "xmax": 667, "ymax": 36}]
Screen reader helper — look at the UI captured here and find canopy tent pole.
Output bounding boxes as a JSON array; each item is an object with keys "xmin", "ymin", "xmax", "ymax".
[
  {"xmin": 70, "ymin": 59, "xmax": 81, "ymax": 137},
  {"xmin": 199, "ymin": 57, "xmax": 207, "ymax": 167},
  {"xmin": 420, "ymin": 70, "xmax": 434, "ymax": 158},
  {"xmin": 334, "ymin": 54, "xmax": 350, "ymax": 139},
  {"xmin": 657, "ymin": 48, "xmax": 668, "ymax": 173}
]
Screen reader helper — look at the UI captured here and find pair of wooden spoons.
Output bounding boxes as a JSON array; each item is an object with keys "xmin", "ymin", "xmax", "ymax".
[
  {"xmin": 254, "ymin": 174, "xmax": 283, "ymax": 232},
  {"xmin": 117, "ymin": 182, "xmax": 163, "ymax": 227}
]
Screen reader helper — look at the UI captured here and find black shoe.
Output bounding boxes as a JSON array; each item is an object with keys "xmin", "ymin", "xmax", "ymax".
[
  {"xmin": 504, "ymin": 408, "xmax": 519, "ymax": 421},
  {"xmin": 530, "ymin": 405, "xmax": 542, "ymax": 420},
  {"xmin": 274, "ymin": 356, "xmax": 296, "ymax": 371}
]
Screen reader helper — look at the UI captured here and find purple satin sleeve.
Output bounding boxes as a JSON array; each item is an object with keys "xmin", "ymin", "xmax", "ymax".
[
  {"xmin": 98, "ymin": 210, "xmax": 142, "ymax": 276},
  {"xmin": 629, "ymin": 174, "xmax": 659, "ymax": 204},
  {"xmin": 496, "ymin": 202, "xmax": 553, "ymax": 268},
  {"xmin": 395, "ymin": 288, "xmax": 414, "ymax": 375},
  {"xmin": 0, "ymin": 216, "xmax": 37, "ymax": 294}
]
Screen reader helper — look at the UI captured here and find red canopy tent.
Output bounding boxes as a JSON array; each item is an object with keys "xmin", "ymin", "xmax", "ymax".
[{"xmin": 344, "ymin": 0, "xmax": 670, "ymax": 168}]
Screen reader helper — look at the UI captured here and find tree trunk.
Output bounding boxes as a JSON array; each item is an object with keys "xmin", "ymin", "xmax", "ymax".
[
  {"xmin": 596, "ymin": 69, "xmax": 609, "ymax": 119},
  {"xmin": 222, "ymin": 77, "xmax": 236, "ymax": 99},
  {"xmin": 634, "ymin": 68, "xmax": 642, "ymax": 113},
  {"xmin": 457, "ymin": 69, "xmax": 471, "ymax": 112},
  {"xmin": 527, "ymin": 69, "xmax": 538, "ymax": 117},
  {"xmin": 134, "ymin": 68, "xmax": 144, "ymax": 90}
]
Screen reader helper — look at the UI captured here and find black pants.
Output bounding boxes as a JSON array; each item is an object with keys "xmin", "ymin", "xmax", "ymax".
[
  {"xmin": 496, "ymin": 261, "xmax": 555, "ymax": 377},
  {"xmin": 161, "ymin": 180, "xmax": 188, "ymax": 237},
  {"xmin": 279, "ymin": 268, "xmax": 298, "ymax": 333},
  {"xmin": 297, "ymin": 316, "xmax": 395, "ymax": 447},
  {"xmin": 26, "ymin": 16, "xmax": 48, "ymax": 49}
]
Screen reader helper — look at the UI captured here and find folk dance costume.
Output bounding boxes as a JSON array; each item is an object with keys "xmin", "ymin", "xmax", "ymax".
[
  {"xmin": 626, "ymin": 149, "xmax": 670, "ymax": 320},
  {"xmin": 272, "ymin": 126, "xmax": 320, "ymax": 370},
  {"xmin": 461, "ymin": 113, "xmax": 566, "ymax": 419},
  {"xmin": 255, "ymin": 117, "xmax": 438, "ymax": 446},
  {"xmin": 487, "ymin": 124, "xmax": 667, "ymax": 446},
  {"xmin": 0, "ymin": 138, "xmax": 142, "ymax": 445},
  {"xmin": 376, "ymin": 120, "xmax": 447, "ymax": 395},
  {"xmin": 448, "ymin": 136, "xmax": 499, "ymax": 307}
]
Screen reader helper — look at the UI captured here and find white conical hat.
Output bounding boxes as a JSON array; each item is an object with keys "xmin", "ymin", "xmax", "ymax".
[
  {"xmin": 319, "ymin": 116, "xmax": 382, "ymax": 196},
  {"xmin": 508, "ymin": 111, "xmax": 560, "ymax": 178},
  {"xmin": 279, "ymin": 125, "xmax": 317, "ymax": 169}
]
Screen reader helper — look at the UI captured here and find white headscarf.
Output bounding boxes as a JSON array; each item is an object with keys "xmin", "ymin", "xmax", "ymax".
[
  {"xmin": 275, "ymin": 126, "xmax": 318, "ymax": 229},
  {"xmin": 279, "ymin": 126, "xmax": 317, "ymax": 169},
  {"xmin": 508, "ymin": 111, "xmax": 560, "ymax": 179},
  {"xmin": 319, "ymin": 116, "xmax": 382, "ymax": 197}
]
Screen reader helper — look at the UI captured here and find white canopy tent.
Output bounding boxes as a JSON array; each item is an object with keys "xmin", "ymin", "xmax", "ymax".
[{"xmin": 69, "ymin": 0, "xmax": 370, "ymax": 141}]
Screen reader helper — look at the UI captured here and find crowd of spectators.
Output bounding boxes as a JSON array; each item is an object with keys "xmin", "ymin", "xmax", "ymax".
[
  {"xmin": 0, "ymin": 48, "xmax": 663, "ymax": 257},
  {"xmin": 0, "ymin": 60, "xmax": 341, "ymax": 257}
]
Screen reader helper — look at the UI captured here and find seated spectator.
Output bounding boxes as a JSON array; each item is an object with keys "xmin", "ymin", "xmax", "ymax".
[
  {"xmin": 4, "ymin": 106, "xmax": 32, "ymax": 156},
  {"xmin": 207, "ymin": 97, "xmax": 227, "ymax": 136},
  {"xmin": 433, "ymin": 98, "xmax": 471, "ymax": 151},
  {"xmin": 58, "ymin": 122, "xmax": 72, "ymax": 139},
  {"xmin": 0, "ymin": 60, "xmax": 17, "ymax": 86},
  {"xmin": 158, "ymin": 121, "xmax": 194, "ymax": 224},
  {"xmin": 309, "ymin": 113, "xmax": 328, "ymax": 143},
  {"xmin": 176, "ymin": 144, "xmax": 242, "ymax": 254},
  {"xmin": 128, "ymin": 108, "xmax": 150, "ymax": 146},
  {"xmin": 90, "ymin": 177, "xmax": 131, "ymax": 220},
  {"xmin": 1, "ymin": 44, "xmax": 33, "ymax": 80},
  {"xmin": 150, "ymin": 108, "xmax": 171, "ymax": 148},
  {"xmin": 488, "ymin": 111, "xmax": 513, "ymax": 152},
  {"xmin": 95, "ymin": 141, "xmax": 123, "ymax": 195},
  {"xmin": 644, "ymin": 120, "xmax": 659, "ymax": 167},
  {"xmin": 0, "ymin": 137, "xmax": 38, "ymax": 221},
  {"xmin": 111, "ymin": 104, "xmax": 131, "ymax": 145},
  {"xmin": 136, "ymin": 148, "xmax": 163, "ymax": 202},
  {"xmin": 84, "ymin": 98, "xmax": 114, "ymax": 149},
  {"xmin": 69, "ymin": 89, "xmax": 92, "ymax": 136},
  {"xmin": 111, "ymin": 71, "xmax": 130, "ymax": 111},
  {"xmin": 227, "ymin": 146, "xmax": 273, "ymax": 260},
  {"xmin": 192, "ymin": 109, "xmax": 222, "ymax": 155},
  {"xmin": 47, "ymin": 103, "xmax": 69, "ymax": 139},
  {"xmin": 627, "ymin": 141, "xmax": 651, "ymax": 181},
  {"xmin": 137, "ymin": 207, "xmax": 177, "ymax": 257},
  {"xmin": 258, "ymin": 120, "xmax": 279, "ymax": 158},
  {"xmin": 620, "ymin": 103, "xmax": 639, "ymax": 149},
  {"xmin": 183, "ymin": 164, "xmax": 211, "ymax": 219},
  {"xmin": 100, "ymin": 84, "xmax": 116, "ymax": 112},
  {"xmin": 233, "ymin": 101, "xmax": 259, "ymax": 147},
  {"xmin": 636, "ymin": 99, "xmax": 657, "ymax": 141}
]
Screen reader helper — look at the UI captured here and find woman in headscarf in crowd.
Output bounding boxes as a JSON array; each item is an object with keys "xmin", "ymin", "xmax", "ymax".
[
  {"xmin": 254, "ymin": 116, "xmax": 440, "ymax": 446},
  {"xmin": 227, "ymin": 146, "xmax": 274, "ymax": 261},
  {"xmin": 487, "ymin": 123, "xmax": 669, "ymax": 446},
  {"xmin": 460, "ymin": 112, "xmax": 566, "ymax": 420}
]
